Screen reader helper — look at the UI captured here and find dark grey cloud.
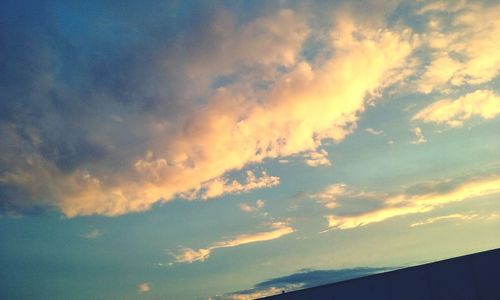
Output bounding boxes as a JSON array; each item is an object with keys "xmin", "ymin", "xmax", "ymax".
[{"xmin": 211, "ymin": 267, "xmax": 391, "ymax": 299}]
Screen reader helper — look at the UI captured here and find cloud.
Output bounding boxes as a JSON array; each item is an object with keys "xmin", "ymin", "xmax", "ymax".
[
  {"xmin": 180, "ymin": 171, "xmax": 279, "ymax": 200},
  {"xmin": 137, "ymin": 282, "xmax": 151, "ymax": 293},
  {"xmin": 83, "ymin": 228, "xmax": 102, "ymax": 239},
  {"xmin": 240, "ymin": 199, "xmax": 265, "ymax": 213},
  {"xmin": 410, "ymin": 127, "xmax": 427, "ymax": 144},
  {"xmin": 410, "ymin": 213, "xmax": 478, "ymax": 227},
  {"xmin": 310, "ymin": 184, "xmax": 383, "ymax": 213},
  {"xmin": 323, "ymin": 173, "xmax": 500, "ymax": 230},
  {"xmin": 0, "ymin": 2, "xmax": 418, "ymax": 217},
  {"xmin": 411, "ymin": 211, "xmax": 500, "ymax": 227},
  {"xmin": 412, "ymin": 90, "xmax": 500, "ymax": 127},
  {"xmin": 304, "ymin": 149, "xmax": 331, "ymax": 167},
  {"xmin": 209, "ymin": 267, "xmax": 389, "ymax": 299},
  {"xmin": 366, "ymin": 128, "xmax": 384, "ymax": 136},
  {"xmin": 171, "ymin": 222, "xmax": 293, "ymax": 263},
  {"xmin": 414, "ymin": 1, "xmax": 500, "ymax": 92}
]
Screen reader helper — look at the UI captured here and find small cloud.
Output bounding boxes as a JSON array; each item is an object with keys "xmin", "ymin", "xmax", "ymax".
[
  {"xmin": 411, "ymin": 127, "xmax": 427, "ymax": 144},
  {"xmin": 256, "ymin": 199, "xmax": 265, "ymax": 209},
  {"xmin": 83, "ymin": 228, "xmax": 102, "ymax": 239},
  {"xmin": 304, "ymin": 149, "xmax": 331, "ymax": 167},
  {"xmin": 366, "ymin": 128, "xmax": 384, "ymax": 136},
  {"xmin": 171, "ymin": 222, "xmax": 294, "ymax": 263},
  {"xmin": 240, "ymin": 199, "xmax": 265, "ymax": 213},
  {"xmin": 137, "ymin": 282, "xmax": 151, "ymax": 293}
]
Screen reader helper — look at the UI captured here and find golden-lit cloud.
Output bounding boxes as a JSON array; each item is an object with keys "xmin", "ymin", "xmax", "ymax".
[
  {"xmin": 324, "ymin": 174, "xmax": 500, "ymax": 230},
  {"xmin": 416, "ymin": 1, "xmax": 500, "ymax": 92},
  {"xmin": 304, "ymin": 149, "xmax": 331, "ymax": 167},
  {"xmin": 310, "ymin": 183, "xmax": 348, "ymax": 209},
  {"xmin": 180, "ymin": 171, "xmax": 279, "ymax": 200},
  {"xmin": 0, "ymin": 7, "xmax": 416, "ymax": 217},
  {"xmin": 413, "ymin": 90, "xmax": 500, "ymax": 127},
  {"xmin": 172, "ymin": 222, "xmax": 294, "ymax": 263}
]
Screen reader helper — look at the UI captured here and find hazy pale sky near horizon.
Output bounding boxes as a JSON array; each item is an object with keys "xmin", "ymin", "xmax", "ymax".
[{"xmin": 1, "ymin": 0, "xmax": 500, "ymax": 299}]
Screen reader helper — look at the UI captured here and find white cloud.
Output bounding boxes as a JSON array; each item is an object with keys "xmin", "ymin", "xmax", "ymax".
[
  {"xmin": 83, "ymin": 228, "xmax": 102, "ymax": 239},
  {"xmin": 171, "ymin": 222, "xmax": 294, "ymax": 263},
  {"xmin": 366, "ymin": 128, "xmax": 384, "ymax": 136}
]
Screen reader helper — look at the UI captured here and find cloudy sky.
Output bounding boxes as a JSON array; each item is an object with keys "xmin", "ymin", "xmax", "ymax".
[{"xmin": 1, "ymin": 0, "xmax": 500, "ymax": 299}]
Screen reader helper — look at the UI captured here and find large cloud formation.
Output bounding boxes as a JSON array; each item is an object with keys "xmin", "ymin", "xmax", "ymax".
[
  {"xmin": 0, "ymin": 1, "xmax": 416, "ymax": 216},
  {"xmin": 2, "ymin": 0, "xmax": 499, "ymax": 217}
]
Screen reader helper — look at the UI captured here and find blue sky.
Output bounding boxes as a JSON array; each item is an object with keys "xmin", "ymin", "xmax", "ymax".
[{"xmin": 1, "ymin": 0, "xmax": 500, "ymax": 299}]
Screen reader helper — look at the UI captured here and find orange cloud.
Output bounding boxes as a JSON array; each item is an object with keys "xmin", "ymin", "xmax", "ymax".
[
  {"xmin": 172, "ymin": 222, "xmax": 294, "ymax": 263},
  {"xmin": 413, "ymin": 90, "xmax": 500, "ymax": 127}
]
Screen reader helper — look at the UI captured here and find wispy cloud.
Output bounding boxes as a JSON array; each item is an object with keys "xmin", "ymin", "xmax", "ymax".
[
  {"xmin": 180, "ymin": 171, "xmax": 279, "ymax": 200},
  {"xmin": 321, "ymin": 173, "xmax": 500, "ymax": 230},
  {"xmin": 410, "ymin": 213, "xmax": 479, "ymax": 227},
  {"xmin": 366, "ymin": 128, "xmax": 384, "ymax": 136},
  {"xmin": 171, "ymin": 222, "xmax": 294, "ymax": 263},
  {"xmin": 413, "ymin": 90, "xmax": 500, "ymax": 127},
  {"xmin": 411, "ymin": 211, "xmax": 500, "ymax": 227},
  {"xmin": 83, "ymin": 228, "xmax": 102, "ymax": 239},
  {"xmin": 209, "ymin": 267, "xmax": 389, "ymax": 299},
  {"xmin": 410, "ymin": 127, "xmax": 427, "ymax": 144}
]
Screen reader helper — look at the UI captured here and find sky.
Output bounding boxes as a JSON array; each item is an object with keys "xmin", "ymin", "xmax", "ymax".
[{"xmin": 1, "ymin": 0, "xmax": 500, "ymax": 299}]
